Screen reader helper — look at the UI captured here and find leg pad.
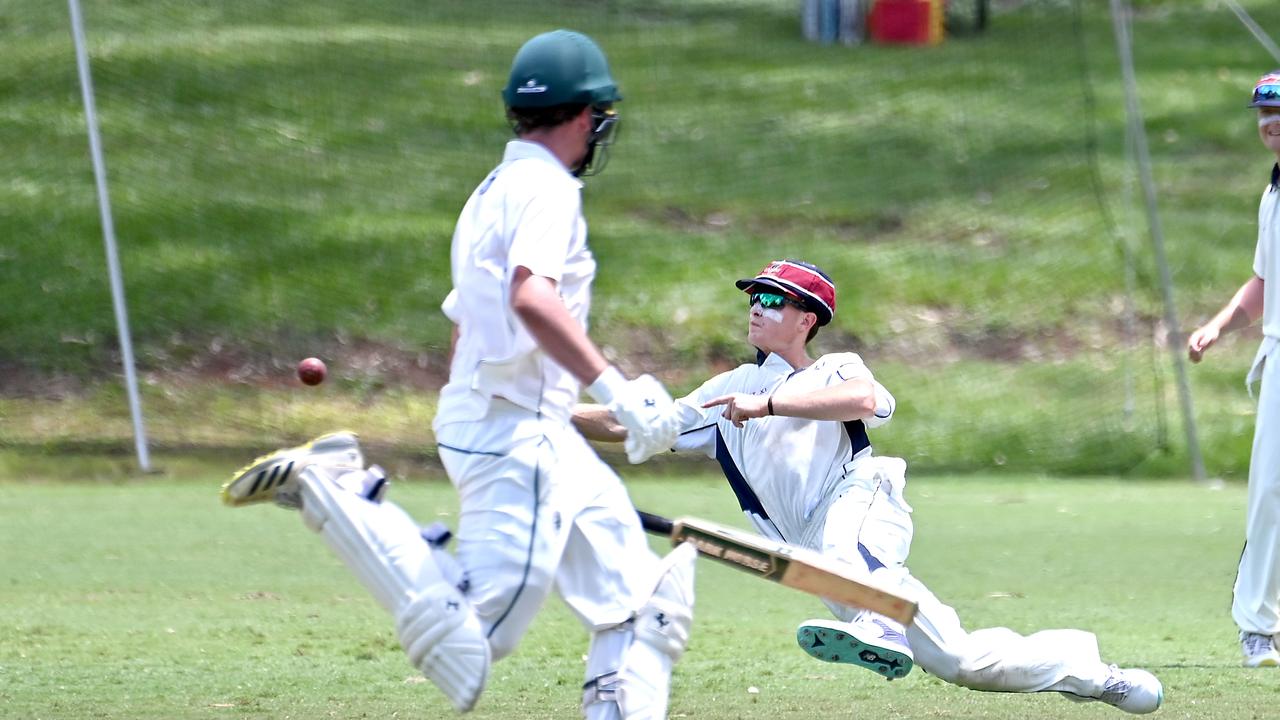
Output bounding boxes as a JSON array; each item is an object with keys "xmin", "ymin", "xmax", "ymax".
[
  {"xmin": 617, "ymin": 542, "xmax": 697, "ymax": 720},
  {"xmin": 396, "ymin": 584, "xmax": 491, "ymax": 712}
]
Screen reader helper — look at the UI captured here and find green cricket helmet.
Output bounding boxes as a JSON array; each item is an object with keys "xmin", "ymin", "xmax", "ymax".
[{"xmin": 502, "ymin": 30, "xmax": 622, "ymax": 109}]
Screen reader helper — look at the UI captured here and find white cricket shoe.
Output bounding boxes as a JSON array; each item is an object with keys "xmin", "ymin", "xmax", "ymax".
[
  {"xmin": 1061, "ymin": 665, "xmax": 1163, "ymax": 714},
  {"xmin": 796, "ymin": 617, "xmax": 914, "ymax": 680},
  {"xmin": 222, "ymin": 431, "xmax": 365, "ymax": 508},
  {"xmin": 1241, "ymin": 631, "xmax": 1280, "ymax": 667}
]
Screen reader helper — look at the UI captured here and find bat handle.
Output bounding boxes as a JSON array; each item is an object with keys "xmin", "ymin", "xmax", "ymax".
[{"xmin": 636, "ymin": 509, "xmax": 674, "ymax": 536}]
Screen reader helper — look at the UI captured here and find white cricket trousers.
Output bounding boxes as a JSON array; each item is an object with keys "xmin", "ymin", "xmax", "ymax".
[
  {"xmin": 814, "ymin": 457, "xmax": 1112, "ymax": 696},
  {"xmin": 435, "ymin": 399, "xmax": 660, "ymax": 659},
  {"xmin": 1234, "ymin": 340, "xmax": 1280, "ymax": 634}
]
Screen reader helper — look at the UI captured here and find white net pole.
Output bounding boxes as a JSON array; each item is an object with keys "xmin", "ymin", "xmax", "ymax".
[
  {"xmin": 67, "ymin": 0, "xmax": 151, "ymax": 472},
  {"xmin": 1108, "ymin": 0, "xmax": 1206, "ymax": 483},
  {"xmin": 1223, "ymin": 0, "xmax": 1280, "ymax": 64}
]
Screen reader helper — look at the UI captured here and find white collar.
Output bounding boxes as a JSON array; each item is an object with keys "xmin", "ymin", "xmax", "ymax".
[
  {"xmin": 759, "ymin": 352, "xmax": 799, "ymax": 374},
  {"xmin": 502, "ymin": 140, "xmax": 584, "ymax": 188}
]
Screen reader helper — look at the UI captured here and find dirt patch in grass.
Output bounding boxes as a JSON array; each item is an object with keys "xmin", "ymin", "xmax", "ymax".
[
  {"xmin": 2, "ymin": 308, "xmax": 1175, "ymax": 401},
  {"xmin": 1, "ymin": 337, "xmax": 450, "ymax": 399}
]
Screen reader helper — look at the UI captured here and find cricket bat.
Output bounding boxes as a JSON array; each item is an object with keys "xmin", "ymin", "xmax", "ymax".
[{"xmin": 637, "ymin": 510, "xmax": 918, "ymax": 625}]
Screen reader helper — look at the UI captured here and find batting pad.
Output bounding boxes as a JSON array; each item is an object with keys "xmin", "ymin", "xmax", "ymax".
[
  {"xmin": 298, "ymin": 466, "xmax": 490, "ymax": 711},
  {"xmin": 617, "ymin": 541, "xmax": 697, "ymax": 720}
]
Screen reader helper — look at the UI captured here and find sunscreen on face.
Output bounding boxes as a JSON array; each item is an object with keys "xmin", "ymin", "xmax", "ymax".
[{"xmin": 758, "ymin": 307, "xmax": 785, "ymax": 323}]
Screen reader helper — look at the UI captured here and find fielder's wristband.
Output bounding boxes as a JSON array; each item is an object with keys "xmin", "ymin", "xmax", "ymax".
[
  {"xmin": 587, "ymin": 366, "xmax": 627, "ymax": 406},
  {"xmin": 767, "ymin": 395, "xmax": 775, "ymax": 416}
]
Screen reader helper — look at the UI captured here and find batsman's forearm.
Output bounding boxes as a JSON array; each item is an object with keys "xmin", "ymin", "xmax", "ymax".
[
  {"xmin": 571, "ymin": 403, "xmax": 627, "ymax": 442},
  {"xmin": 510, "ymin": 272, "xmax": 609, "ymax": 385}
]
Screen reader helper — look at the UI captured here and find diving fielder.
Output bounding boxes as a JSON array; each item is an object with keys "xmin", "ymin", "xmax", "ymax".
[
  {"xmin": 223, "ymin": 30, "xmax": 696, "ymax": 718},
  {"xmin": 576, "ymin": 259, "xmax": 1163, "ymax": 714}
]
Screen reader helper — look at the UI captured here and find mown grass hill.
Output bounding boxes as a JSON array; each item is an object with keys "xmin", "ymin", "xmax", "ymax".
[{"xmin": 4, "ymin": 0, "xmax": 1278, "ymax": 476}]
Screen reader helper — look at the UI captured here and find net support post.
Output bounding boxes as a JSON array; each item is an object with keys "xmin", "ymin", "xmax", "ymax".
[
  {"xmin": 1108, "ymin": 0, "xmax": 1206, "ymax": 483},
  {"xmin": 67, "ymin": 0, "xmax": 152, "ymax": 473}
]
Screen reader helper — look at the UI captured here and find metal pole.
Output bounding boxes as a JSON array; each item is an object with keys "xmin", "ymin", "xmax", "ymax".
[
  {"xmin": 67, "ymin": 0, "xmax": 151, "ymax": 472},
  {"xmin": 1223, "ymin": 0, "xmax": 1280, "ymax": 64},
  {"xmin": 1108, "ymin": 0, "xmax": 1206, "ymax": 482}
]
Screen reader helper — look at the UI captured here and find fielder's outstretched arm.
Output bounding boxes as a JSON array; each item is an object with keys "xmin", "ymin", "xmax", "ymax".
[{"xmin": 703, "ymin": 377, "xmax": 888, "ymax": 428}]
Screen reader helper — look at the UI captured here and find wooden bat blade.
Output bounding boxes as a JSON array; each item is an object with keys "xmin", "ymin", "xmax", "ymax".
[{"xmin": 669, "ymin": 516, "xmax": 918, "ymax": 625}]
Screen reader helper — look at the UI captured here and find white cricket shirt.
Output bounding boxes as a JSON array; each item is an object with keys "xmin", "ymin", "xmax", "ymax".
[
  {"xmin": 670, "ymin": 352, "xmax": 895, "ymax": 543},
  {"xmin": 1255, "ymin": 167, "xmax": 1280, "ymax": 340},
  {"xmin": 434, "ymin": 140, "xmax": 594, "ymax": 429}
]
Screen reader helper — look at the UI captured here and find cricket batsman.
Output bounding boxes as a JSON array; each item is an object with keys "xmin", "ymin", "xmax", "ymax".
[{"xmin": 221, "ymin": 30, "xmax": 697, "ymax": 718}]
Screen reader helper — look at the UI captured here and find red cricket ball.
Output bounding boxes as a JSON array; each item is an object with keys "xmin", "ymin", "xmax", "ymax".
[{"xmin": 297, "ymin": 357, "xmax": 327, "ymax": 386}]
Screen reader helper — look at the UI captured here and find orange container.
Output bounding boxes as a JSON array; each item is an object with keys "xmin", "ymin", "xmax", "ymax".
[{"xmin": 868, "ymin": 0, "xmax": 943, "ymax": 45}]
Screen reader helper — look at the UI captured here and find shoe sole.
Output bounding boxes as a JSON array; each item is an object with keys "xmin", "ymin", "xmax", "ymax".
[
  {"xmin": 223, "ymin": 456, "xmax": 299, "ymax": 506},
  {"xmin": 797, "ymin": 623, "xmax": 913, "ymax": 680}
]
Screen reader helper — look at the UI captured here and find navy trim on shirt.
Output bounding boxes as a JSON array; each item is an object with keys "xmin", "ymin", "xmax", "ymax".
[
  {"xmin": 1271, "ymin": 163, "xmax": 1278, "ymax": 192},
  {"xmin": 437, "ymin": 442, "xmax": 505, "ymax": 458},
  {"xmin": 713, "ymin": 429, "xmax": 787, "ymax": 541},
  {"xmin": 858, "ymin": 542, "xmax": 886, "ymax": 572},
  {"xmin": 715, "ymin": 429, "xmax": 768, "ymax": 519},
  {"xmin": 678, "ymin": 422, "xmax": 718, "ymax": 437},
  {"xmin": 842, "ymin": 419, "xmax": 871, "ymax": 459}
]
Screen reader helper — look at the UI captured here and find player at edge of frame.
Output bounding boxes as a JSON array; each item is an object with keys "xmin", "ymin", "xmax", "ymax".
[
  {"xmin": 574, "ymin": 258, "xmax": 1163, "ymax": 713},
  {"xmin": 1187, "ymin": 70, "xmax": 1280, "ymax": 669}
]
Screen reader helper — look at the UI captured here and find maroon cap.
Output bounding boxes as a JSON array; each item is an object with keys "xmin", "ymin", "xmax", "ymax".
[{"xmin": 735, "ymin": 259, "xmax": 836, "ymax": 326}]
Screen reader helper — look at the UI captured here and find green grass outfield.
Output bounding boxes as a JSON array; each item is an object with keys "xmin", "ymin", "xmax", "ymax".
[{"xmin": 2, "ymin": 455, "xmax": 1273, "ymax": 719}]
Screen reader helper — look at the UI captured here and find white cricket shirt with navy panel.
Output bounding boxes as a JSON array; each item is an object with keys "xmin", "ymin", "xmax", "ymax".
[
  {"xmin": 671, "ymin": 351, "xmax": 895, "ymax": 544},
  {"xmin": 435, "ymin": 139, "xmax": 595, "ymax": 430}
]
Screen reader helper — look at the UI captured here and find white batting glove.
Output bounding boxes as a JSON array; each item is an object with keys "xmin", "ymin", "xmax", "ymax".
[
  {"xmin": 587, "ymin": 368, "xmax": 679, "ymax": 464},
  {"xmin": 623, "ymin": 403, "xmax": 680, "ymax": 463}
]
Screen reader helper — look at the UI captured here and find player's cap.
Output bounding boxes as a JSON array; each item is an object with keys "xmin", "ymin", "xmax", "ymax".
[
  {"xmin": 1249, "ymin": 71, "xmax": 1280, "ymax": 108},
  {"xmin": 735, "ymin": 259, "xmax": 836, "ymax": 326},
  {"xmin": 503, "ymin": 30, "xmax": 621, "ymax": 109}
]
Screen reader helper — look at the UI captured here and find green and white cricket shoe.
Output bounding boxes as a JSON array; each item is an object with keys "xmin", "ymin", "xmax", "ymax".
[
  {"xmin": 222, "ymin": 431, "xmax": 364, "ymax": 508},
  {"xmin": 796, "ymin": 617, "xmax": 914, "ymax": 680}
]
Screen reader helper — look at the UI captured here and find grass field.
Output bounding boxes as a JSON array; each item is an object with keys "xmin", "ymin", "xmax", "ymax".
[
  {"xmin": 5, "ymin": 3, "xmax": 1280, "ymax": 713},
  {"xmin": 1, "ymin": 454, "xmax": 1272, "ymax": 719}
]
